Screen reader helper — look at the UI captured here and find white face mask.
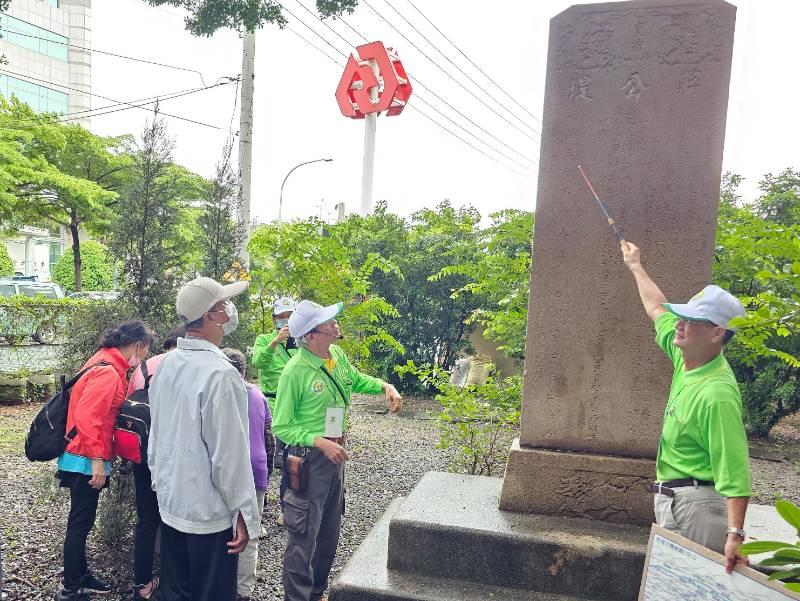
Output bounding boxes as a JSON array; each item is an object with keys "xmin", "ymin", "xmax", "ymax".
[
  {"xmin": 275, "ymin": 318, "xmax": 289, "ymax": 329},
  {"xmin": 222, "ymin": 301, "xmax": 239, "ymax": 336}
]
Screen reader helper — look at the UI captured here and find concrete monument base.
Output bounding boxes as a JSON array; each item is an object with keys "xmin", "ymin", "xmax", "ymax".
[
  {"xmin": 330, "ymin": 472, "xmax": 650, "ymax": 601},
  {"xmin": 499, "ymin": 439, "xmax": 655, "ymax": 526}
]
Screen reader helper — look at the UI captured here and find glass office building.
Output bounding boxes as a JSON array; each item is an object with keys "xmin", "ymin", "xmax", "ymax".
[{"xmin": 0, "ymin": 0, "xmax": 91, "ymax": 123}]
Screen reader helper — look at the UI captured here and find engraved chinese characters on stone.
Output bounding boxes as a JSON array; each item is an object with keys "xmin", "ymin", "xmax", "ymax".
[
  {"xmin": 568, "ymin": 75, "xmax": 594, "ymax": 100},
  {"xmin": 555, "ymin": 4, "xmax": 724, "ymax": 72},
  {"xmin": 620, "ymin": 72, "xmax": 648, "ymax": 99},
  {"xmin": 676, "ymin": 66, "xmax": 703, "ymax": 93}
]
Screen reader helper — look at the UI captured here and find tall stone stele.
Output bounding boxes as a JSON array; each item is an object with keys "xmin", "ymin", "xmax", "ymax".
[{"xmin": 500, "ymin": 0, "xmax": 737, "ymax": 525}]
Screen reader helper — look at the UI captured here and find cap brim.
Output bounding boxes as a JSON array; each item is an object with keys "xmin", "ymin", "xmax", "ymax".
[
  {"xmin": 662, "ymin": 302, "xmax": 712, "ymax": 322},
  {"xmin": 319, "ymin": 302, "xmax": 344, "ymax": 324},
  {"xmin": 220, "ymin": 280, "xmax": 249, "ymax": 301}
]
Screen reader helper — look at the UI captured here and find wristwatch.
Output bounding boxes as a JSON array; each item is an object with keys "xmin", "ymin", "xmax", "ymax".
[{"xmin": 727, "ymin": 527, "xmax": 746, "ymax": 539}]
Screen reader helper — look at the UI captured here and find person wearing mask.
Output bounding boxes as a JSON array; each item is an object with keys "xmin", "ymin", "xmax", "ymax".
[
  {"xmin": 126, "ymin": 325, "xmax": 186, "ymax": 601},
  {"xmin": 252, "ymin": 297, "xmax": 298, "ymax": 524},
  {"xmin": 273, "ymin": 300, "xmax": 403, "ymax": 601},
  {"xmin": 55, "ymin": 320, "xmax": 154, "ymax": 601},
  {"xmin": 222, "ymin": 348, "xmax": 272, "ymax": 601},
  {"xmin": 148, "ymin": 277, "xmax": 260, "ymax": 601}
]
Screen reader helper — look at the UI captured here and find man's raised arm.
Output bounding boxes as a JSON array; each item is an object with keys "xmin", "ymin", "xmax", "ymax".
[{"xmin": 620, "ymin": 240, "xmax": 667, "ymax": 322}]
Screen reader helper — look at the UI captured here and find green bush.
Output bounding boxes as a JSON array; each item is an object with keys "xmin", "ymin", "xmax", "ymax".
[
  {"xmin": 396, "ymin": 360, "xmax": 521, "ymax": 476},
  {"xmin": 52, "ymin": 240, "xmax": 115, "ymax": 293},
  {"xmin": 0, "ymin": 243, "xmax": 13, "ymax": 277},
  {"xmin": 740, "ymin": 499, "xmax": 800, "ymax": 592}
]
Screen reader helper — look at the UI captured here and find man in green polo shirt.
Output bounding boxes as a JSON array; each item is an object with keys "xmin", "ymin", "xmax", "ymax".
[
  {"xmin": 273, "ymin": 299, "xmax": 402, "ymax": 601},
  {"xmin": 621, "ymin": 240, "xmax": 750, "ymax": 573},
  {"xmin": 253, "ymin": 296, "xmax": 298, "ymax": 412}
]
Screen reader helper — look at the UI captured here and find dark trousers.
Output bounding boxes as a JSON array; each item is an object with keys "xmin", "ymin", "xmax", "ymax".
[
  {"xmin": 283, "ymin": 449, "xmax": 344, "ymax": 601},
  {"xmin": 61, "ymin": 473, "xmax": 101, "ymax": 590},
  {"xmin": 159, "ymin": 523, "xmax": 237, "ymax": 601},
  {"xmin": 133, "ymin": 462, "xmax": 161, "ymax": 586}
]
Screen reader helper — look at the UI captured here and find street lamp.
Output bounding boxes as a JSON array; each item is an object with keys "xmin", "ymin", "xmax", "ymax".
[{"xmin": 278, "ymin": 158, "xmax": 334, "ymax": 224}]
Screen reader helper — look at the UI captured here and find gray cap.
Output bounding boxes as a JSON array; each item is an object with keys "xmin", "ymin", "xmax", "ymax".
[{"xmin": 176, "ymin": 277, "xmax": 249, "ymax": 323}]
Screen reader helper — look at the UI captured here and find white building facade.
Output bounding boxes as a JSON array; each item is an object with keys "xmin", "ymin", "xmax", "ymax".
[{"xmin": 1, "ymin": 0, "xmax": 92, "ymax": 280}]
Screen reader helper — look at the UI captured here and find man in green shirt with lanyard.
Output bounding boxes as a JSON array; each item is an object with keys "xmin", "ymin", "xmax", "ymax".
[
  {"xmin": 621, "ymin": 240, "xmax": 750, "ymax": 573},
  {"xmin": 273, "ymin": 299, "xmax": 402, "ymax": 601}
]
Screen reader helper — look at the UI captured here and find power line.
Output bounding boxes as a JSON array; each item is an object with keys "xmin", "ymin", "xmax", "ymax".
[
  {"xmin": 0, "ymin": 68, "xmax": 237, "ymax": 129},
  {"xmin": 9, "ymin": 84, "xmax": 209, "ymax": 126},
  {"xmin": 281, "ymin": 14, "xmax": 533, "ymax": 181},
  {"xmin": 293, "ymin": 1, "xmax": 538, "ymax": 167},
  {"xmin": 384, "ymin": 0, "xmax": 541, "ymax": 131},
  {"xmin": 1, "ymin": 28, "xmax": 208, "ymax": 86},
  {"xmin": 402, "ymin": 0, "xmax": 541, "ymax": 125},
  {"xmin": 360, "ymin": 0, "xmax": 540, "ymax": 143}
]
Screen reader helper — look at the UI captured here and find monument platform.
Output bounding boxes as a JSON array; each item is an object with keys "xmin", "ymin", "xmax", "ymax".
[{"xmin": 330, "ymin": 472, "xmax": 649, "ymax": 601}]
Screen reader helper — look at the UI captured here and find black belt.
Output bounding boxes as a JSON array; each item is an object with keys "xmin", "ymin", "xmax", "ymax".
[{"xmin": 650, "ymin": 478, "xmax": 714, "ymax": 497}]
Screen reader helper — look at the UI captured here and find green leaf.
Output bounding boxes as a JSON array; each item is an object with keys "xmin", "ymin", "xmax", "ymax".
[
  {"xmin": 759, "ymin": 558, "xmax": 800, "ymax": 567},
  {"xmin": 786, "ymin": 583, "xmax": 800, "ymax": 592},
  {"xmin": 773, "ymin": 547, "xmax": 800, "ymax": 561},
  {"xmin": 777, "ymin": 500, "xmax": 800, "ymax": 532},
  {"xmin": 767, "ymin": 569, "xmax": 800, "ymax": 581},
  {"xmin": 740, "ymin": 541, "xmax": 794, "ymax": 555}
]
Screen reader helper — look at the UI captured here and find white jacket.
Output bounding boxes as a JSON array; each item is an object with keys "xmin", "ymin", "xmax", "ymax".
[{"xmin": 148, "ymin": 336, "xmax": 259, "ymax": 538}]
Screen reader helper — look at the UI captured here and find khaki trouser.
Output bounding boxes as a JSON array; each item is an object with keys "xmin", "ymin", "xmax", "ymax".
[
  {"xmin": 237, "ymin": 489, "xmax": 266, "ymax": 596},
  {"xmin": 653, "ymin": 484, "xmax": 727, "ymax": 553}
]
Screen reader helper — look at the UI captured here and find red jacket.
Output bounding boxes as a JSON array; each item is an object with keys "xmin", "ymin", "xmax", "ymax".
[{"xmin": 64, "ymin": 347, "xmax": 130, "ymax": 460}]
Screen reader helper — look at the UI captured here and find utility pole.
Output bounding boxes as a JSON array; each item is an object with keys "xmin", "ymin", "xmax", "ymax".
[
  {"xmin": 359, "ymin": 55, "xmax": 379, "ymax": 216},
  {"xmin": 237, "ymin": 30, "xmax": 256, "ymax": 269}
]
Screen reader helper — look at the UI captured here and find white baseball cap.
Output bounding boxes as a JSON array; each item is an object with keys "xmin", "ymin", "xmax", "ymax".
[
  {"xmin": 273, "ymin": 297, "xmax": 297, "ymax": 315},
  {"xmin": 289, "ymin": 300, "xmax": 344, "ymax": 338},
  {"xmin": 663, "ymin": 285, "xmax": 745, "ymax": 330},
  {"xmin": 176, "ymin": 277, "xmax": 249, "ymax": 323}
]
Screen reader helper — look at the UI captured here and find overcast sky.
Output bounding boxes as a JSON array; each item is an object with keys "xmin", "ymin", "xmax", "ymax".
[{"xmin": 89, "ymin": 0, "xmax": 799, "ymax": 224}]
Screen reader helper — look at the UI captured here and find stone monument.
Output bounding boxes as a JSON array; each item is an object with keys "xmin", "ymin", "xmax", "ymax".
[
  {"xmin": 332, "ymin": 1, "xmax": 738, "ymax": 599},
  {"xmin": 500, "ymin": 0, "xmax": 737, "ymax": 526}
]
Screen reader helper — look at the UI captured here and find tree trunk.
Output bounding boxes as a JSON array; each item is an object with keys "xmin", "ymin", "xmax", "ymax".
[{"xmin": 70, "ymin": 213, "xmax": 82, "ymax": 292}]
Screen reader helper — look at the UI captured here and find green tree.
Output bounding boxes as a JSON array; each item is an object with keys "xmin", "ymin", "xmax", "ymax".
[
  {"xmin": 111, "ymin": 109, "xmax": 207, "ymax": 324},
  {"xmin": 198, "ymin": 140, "xmax": 245, "ymax": 281},
  {"xmin": 248, "ymin": 218, "xmax": 403, "ymax": 373},
  {"xmin": 714, "ymin": 172, "xmax": 800, "ymax": 436},
  {"xmin": 146, "ymin": 0, "xmax": 356, "ymax": 35},
  {"xmin": 1, "ymin": 99, "xmax": 132, "ymax": 290},
  {"xmin": 52, "ymin": 240, "xmax": 115, "ymax": 292},
  {"xmin": 337, "ymin": 201, "xmax": 484, "ymax": 388},
  {"xmin": 431, "ymin": 209, "xmax": 533, "ymax": 360},
  {"xmin": 0, "ymin": 242, "xmax": 13, "ymax": 276}
]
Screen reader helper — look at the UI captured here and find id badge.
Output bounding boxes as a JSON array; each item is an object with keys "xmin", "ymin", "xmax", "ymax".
[{"xmin": 325, "ymin": 407, "xmax": 345, "ymax": 437}]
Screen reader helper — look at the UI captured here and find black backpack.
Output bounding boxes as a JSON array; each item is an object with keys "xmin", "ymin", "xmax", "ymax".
[
  {"xmin": 113, "ymin": 360, "xmax": 152, "ymax": 464},
  {"xmin": 24, "ymin": 361, "xmax": 109, "ymax": 462}
]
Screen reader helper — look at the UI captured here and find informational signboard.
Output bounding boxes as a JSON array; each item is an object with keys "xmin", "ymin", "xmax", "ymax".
[{"xmin": 640, "ymin": 525, "xmax": 800, "ymax": 601}]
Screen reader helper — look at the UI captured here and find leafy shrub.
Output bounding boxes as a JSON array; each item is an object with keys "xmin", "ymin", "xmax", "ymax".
[
  {"xmin": 52, "ymin": 240, "xmax": 115, "ymax": 293},
  {"xmin": 96, "ymin": 461, "xmax": 136, "ymax": 549},
  {"xmin": 396, "ymin": 360, "xmax": 521, "ymax": 476},
  {"xmin": 740, "ymin": 499, "xmax": 800, "ymax": 592},
  {"xmin": 0, "ymin": 243, "xmax": 13, "ymax": 277}
]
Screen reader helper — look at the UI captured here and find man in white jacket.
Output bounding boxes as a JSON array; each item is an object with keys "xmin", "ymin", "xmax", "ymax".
[{"xmin": 149, "ymin": 277, "xmax": 260, "ymax": 601}]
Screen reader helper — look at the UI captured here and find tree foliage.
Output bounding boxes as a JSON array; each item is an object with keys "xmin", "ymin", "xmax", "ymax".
[
  {"xmin": 714, "ymin": 171, "xmax": 800, "ymax": 436},
  {"xmin": 0, "ymin": 242, "xmax": 13, "ymax": 277},
  {"xmin": 0, "ymin": 99, "xmax": 132, "ymax": 290},
  {"xmin": 198, "ymin": 140, "xmax": 245, "ymax": 281},
  {"xmin": 52, "ymin": 240, "xmax": 115, "ymax": 293},
  {"xmin": 111, "ymin": 109, "xmax": 207, "ymax": 324},
  {"xmin": 147, "ymin": 0, "xmax": 357, "ymax": 35}
]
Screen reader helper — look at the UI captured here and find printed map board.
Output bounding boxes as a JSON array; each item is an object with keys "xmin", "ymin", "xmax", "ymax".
[{"xmin": 639, "ymin": 525, "xmax": 800, "ymax": 600}]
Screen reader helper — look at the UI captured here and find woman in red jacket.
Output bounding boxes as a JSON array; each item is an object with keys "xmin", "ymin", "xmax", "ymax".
[{"xmin": 55, "ymin": 320, "xmax": 154, "ymax": 601}]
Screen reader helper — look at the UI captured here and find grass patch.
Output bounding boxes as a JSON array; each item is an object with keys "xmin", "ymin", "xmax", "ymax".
[{"xmin": 0, "ymin": 409, "xmax": 29, "ymax": 456}]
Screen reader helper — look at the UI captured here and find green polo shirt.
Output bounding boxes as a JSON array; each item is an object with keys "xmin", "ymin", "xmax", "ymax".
[
  {"xmin": 654, "ymin": 312, "xmax": 750, "ymax": 497},
  {"xmin": 272, "ymin": 345, "xmax": 385, "ymax": 448},
  {"xmin": 252, "ymin": 330, "xmax": 297, "ymax": 410}
]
